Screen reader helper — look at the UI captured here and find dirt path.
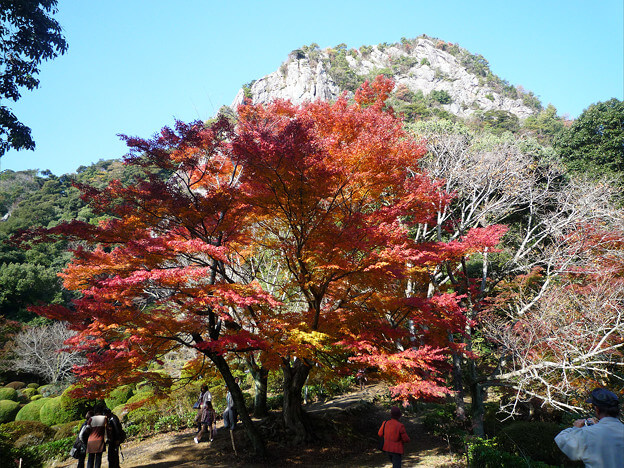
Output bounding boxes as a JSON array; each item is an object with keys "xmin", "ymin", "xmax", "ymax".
[{"xmin": 46, "ymin": 385, "xmax": 464, "ymax": 467}]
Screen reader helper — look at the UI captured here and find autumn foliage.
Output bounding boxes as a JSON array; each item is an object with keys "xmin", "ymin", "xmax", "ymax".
[{"xmin": 25, "ymin": 77, "xmax": 507, "ymax": 428}]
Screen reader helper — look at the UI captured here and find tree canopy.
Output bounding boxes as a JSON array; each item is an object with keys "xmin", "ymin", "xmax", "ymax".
[
  {"xmin": 23, "ymin": 77, "xmax": 505, "ymax": 449},
  {"xmin": 0, "ymin": 0, "xmax": 67, "ymax": 155},
  {"xmin": 555, "ymin": 98, "xmax": 624, "ymax": 179}
]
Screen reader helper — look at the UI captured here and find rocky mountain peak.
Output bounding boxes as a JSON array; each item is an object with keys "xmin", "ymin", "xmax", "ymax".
[{"xmin": 232, "ymin": 36, "xmax": 540, "ymax": 120}]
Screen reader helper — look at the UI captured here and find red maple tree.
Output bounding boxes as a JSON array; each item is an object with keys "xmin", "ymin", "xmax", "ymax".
[{"xmin": 25, "ymin": 76, "xmax": 507, "ymax": 447}]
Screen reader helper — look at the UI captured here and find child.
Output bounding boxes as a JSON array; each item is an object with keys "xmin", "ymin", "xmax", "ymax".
[{"xmin": 195, "ymin": 401, "xmax": 217, "ymax": 443}]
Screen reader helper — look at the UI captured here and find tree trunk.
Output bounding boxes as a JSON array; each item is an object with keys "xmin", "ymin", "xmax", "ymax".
[
  {"xmin": 470, "ymin": 379, "xmax": 485, "ymax": 437},
  {"xmin": 281, "ymin": 357, "xmax": 315, "ymax": 443},
  {"xmin": 247, "ymin": 355, "xmax": 269, "ymax": 418},
  {"xmin": 452, "ymin": 350, "xmax": 467, "ymax": 422},
  {"xmin": 209, "ymin": 352, "xmax": 266, "ymax": 456}
]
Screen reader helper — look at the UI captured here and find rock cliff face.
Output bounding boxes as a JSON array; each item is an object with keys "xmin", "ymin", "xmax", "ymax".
[{"xmin": 232, "ymin": 37, "xmax": 537, "ymax": 119}]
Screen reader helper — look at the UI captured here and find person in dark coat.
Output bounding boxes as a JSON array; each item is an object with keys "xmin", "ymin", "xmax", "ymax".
[
  {"xmin": 378, "ymin": 406, "xmax": 410, "ymax": 468},
  {"xmin": 105, "ymin": 407, "xmax": 123, "ymax": 468}
]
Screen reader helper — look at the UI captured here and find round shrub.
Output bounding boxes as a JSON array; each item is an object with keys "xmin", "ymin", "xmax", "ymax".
[
  {"xmin": 19, "ymin": 387, "xmax": 38, "ymax": 400},
  {"xmin": 15, "ymin": 398, "xmax": 48, "ymax": 422},
  {"xmin": 40, "ymin": 396, "xmax": 73, "ymax": 426},
  {"xmin": 31, "ymin": 394, "xmax": 42, "ymax": 401},
  {"xmin": 124, "ymin": 390, "xmax": 154, "ymax": 407},
  {"xmin": 4, "ymin": 382, "xmax": 25, "ymax": 390},
  {"xmin": 53, "ymin": 420, "xmax": 82, "ymax": 440},
  {"xmin": 0, "ymin": 387, "xmax": 17, "ymax": 401},
  {"xmin": 0, "ymin": 400, "xmax": 20, "ymax": 423},
  {"xmin": 27, "ymin": 383, "xmax": 39, "ymax": 389},
  {"xmin": 105, "ymin": 385, "xmax": 134, "ymax": 409},
  {"xmin": 60, "ymin": 384, "xmax": 92, "ymax": 421}
]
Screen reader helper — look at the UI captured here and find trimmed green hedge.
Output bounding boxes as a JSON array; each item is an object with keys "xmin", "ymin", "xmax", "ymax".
[
  {"xmin": 15, "ymin": 398, "xmax": 48, "ymax": 422},
  {"xmin": 105, "ymin": 385, "xmax": 134, "ymax": 409},
  {"xmin": 4, "ymin": 382, "xmax": 25, "ymax": 390},
  {"xmin": 0, "ymin": 400, "xmax": 20, "ymax": 423},
  {"xmin": 40, "ymin": 397, "xmax": 73, "ymax": 426},
  {"xmin": 0, "ymin": 387, "xmax": 18, "ymax": 401}
]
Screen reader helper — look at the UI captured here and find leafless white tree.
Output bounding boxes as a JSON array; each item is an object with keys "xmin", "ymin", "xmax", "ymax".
[{"xmin": 9, "ymin": 321, "xmax": 84, "ymax": 383}]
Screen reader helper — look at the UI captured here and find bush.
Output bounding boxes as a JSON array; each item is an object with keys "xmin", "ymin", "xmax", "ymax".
[
  {"xmin": 5, "ymin": 381, "xmax": 26, "ymax": 390},
  {"xmin": 0, "ymin": 420, "xmax": 55, "ymax": 442},
  {"xmin": 124, "ymin": 390, "xmax": 154, "ymax": 408},
  {"xmin": 498, "ymin": 421, "xmax": 574, "ymax": 466},
  {"xmin": 20, "ymin": 387, "xmax": 38, "ymax": 400},
  {"xmin": 60, "ymin": 384, "xmax": 95, "ymax": 421},
  {"xmin": 467, "ymin": 437, "xmax": 555, "ymax": 467},
  {"xmin": 40, "ymin": 396, "xmax": 73, "ymax": 426},
  {"xmin": 0, "ymin": 400, "xmax": 20, "ymax": 423},
  {"xmin": 422, "ymin": 403, "xmax": 466, "ymax": 451},
  {"xmin": 15, "ymin": 398, "xmax": 48, "ymax": 422},
  {"xmin": 52, "ymin": 420, "xmax": 81, "ymax": 440},
  {"xmin": 0, "ymin": 387, "xmax": 18, "ymax": 401},
  {"xmin": 154, "ymin": 413, "xmax": 187, "ymax": 433},
  {"xmin": 33, "ymin": 436, "xmax": 74, "ymax": 462},
  {"xmin": 266, "ymin": 394, "xmax": 283, "ymax": 410},
  {"xmin": 105, "ymin": 385, "xmax": 134, "ymax": 409},
  {"xmin": 0, "ymin": 432, "xmax": 42, "ymax": 468},
  {"xmin": 31, "ymin": 394, "xmax": 42, "ymax": 401},
  {"xmin": 38, "ymin": 383, "xmax": 64, "ymax": 397},
  {"xmin": 27, "ymin": 383, "xmax": 39, "ymax": 389}
]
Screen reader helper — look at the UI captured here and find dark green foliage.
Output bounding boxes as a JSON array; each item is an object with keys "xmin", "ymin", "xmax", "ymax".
[
  {"xmin": 467, "ymin": 437, "xmax": 556, "ymax": 467},
  {"xmin": 15, "ymin": 398, "xmax": 48, "ymax": 421},
  {"xmin": 326, "ymin": 43, "xmax": 363, "ymax": 92},
  {"xmin": 266, "ymin": 394, "xmax": 284, "ymax": 410},
  {"xmin": 242, "ymin": 80, "xmax": 256, "ymax": 99},
  {"xmin": 0, "ymin": 432, "xmax": 43, "ymax": 468},
  {"xmin": 430, "ymin": 89, "xmax": 452, "ymax": 104},
  {"xmin": 0, "ymin": 399, "xmax": 19, "ymax": 423},
  {"xmin": 479, "ymin": 110, "xmax": 520, "ymax": 134},
  {"xmin": 0, "ymin": 0, "xmax": 68, "ymax": 155},
  {"xmin": 422, "ymin": 403, "xmax": 466, "ymax": 451},
  {"xmin": 555, "ymin": 98, "xmax": 624, "ymax": 179},
  {"xmin": 32, "ymin": 436, "xmax": 74, "ymax": 462},
  {"xmin": 390, "ymin": 56, "xmax": 420, "ymax": 74},
  {"xmin": 0, "ymin": 386, "xmax": 17, "ymax": 400},
  {"xmin": 498, "ymin": 421, "xmax": 580, "ymax": 466},
  {"xmin": 522, "ymin": 104, "xmax": 565, "ymax": 143}
]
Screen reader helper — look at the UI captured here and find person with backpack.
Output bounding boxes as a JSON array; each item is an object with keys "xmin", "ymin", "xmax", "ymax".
[
  {"xmin": 71, "ymin": 410, "xmax": 93, "ymax": 468},
  {"xmin": 378, "ymin": 406, "xmax": 410, "ymax": 468},
  {"xmin": 105, "ymin": 407, "xmax": 125, "ymax": 468}
]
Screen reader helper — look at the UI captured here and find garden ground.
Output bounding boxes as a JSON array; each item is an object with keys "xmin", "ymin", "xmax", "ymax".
[{"xmin": 44, "ymin": 384, "xmax": 464, "ymax": 467}]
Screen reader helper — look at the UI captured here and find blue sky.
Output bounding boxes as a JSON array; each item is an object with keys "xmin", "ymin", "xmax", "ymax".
[{"xmin": 1, "ymin": 0, "xmax": 622, "ymax": 175}]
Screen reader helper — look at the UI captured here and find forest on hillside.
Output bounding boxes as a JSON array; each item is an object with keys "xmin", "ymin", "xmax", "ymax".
[{"xmin": 0, "ymin": 74, "xmax": 623, "ymax": 466}]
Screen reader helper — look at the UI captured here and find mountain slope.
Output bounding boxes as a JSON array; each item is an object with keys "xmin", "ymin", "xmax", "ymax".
[{"xmin": 232, "ymin": 36, "xmax": 541, "ymax": 120}]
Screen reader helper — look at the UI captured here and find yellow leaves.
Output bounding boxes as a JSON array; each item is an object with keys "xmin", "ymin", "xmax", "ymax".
[{"xmin": 289, "ymin": 327, "xmax": 330, "ymax": 347}]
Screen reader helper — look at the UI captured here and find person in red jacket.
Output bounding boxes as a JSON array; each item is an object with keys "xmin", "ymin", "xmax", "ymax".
[{"xmin": 378, "ymin": 406, "xmax": 410, "ymax": 468}]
